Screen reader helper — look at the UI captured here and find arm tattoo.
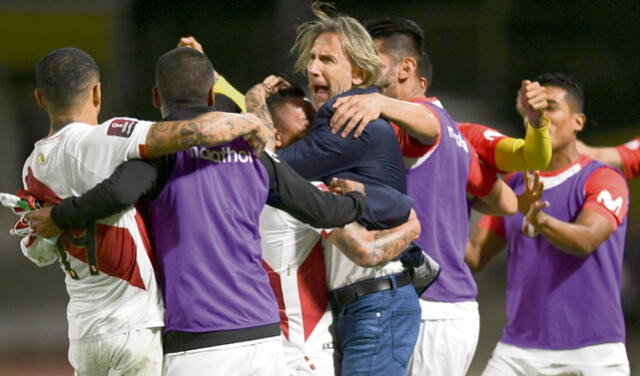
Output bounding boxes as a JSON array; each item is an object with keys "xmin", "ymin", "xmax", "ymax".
[
  {"xmin": 144, "ymin": 113, "xmax": 259, "ymax": 158},
  {"xmin": 245, "ymin": 85, "xmax": 276, "ymax": 144},
  {"xmin": 331, "ymin": 221, "xmax": 419, "ymax": 267}
]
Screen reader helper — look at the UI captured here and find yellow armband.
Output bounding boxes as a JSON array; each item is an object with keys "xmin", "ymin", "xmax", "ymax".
[
  {"xmin": 213, "ymin": 75, "xmax": 246, "ymax": 112},
  {"xmin": 494, "ymin": 116, "xmax": 551, "ymax": 172}
]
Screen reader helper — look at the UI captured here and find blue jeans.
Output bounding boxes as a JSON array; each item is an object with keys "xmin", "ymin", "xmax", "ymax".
[{"xmin": 331, "ymin": 277, "xmax": 421, "ymax": 376}]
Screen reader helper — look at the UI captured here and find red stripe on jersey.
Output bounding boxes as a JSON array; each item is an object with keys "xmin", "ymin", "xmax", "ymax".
[
  {"xmin": 61, "ymin": 224, "xmax": 146, "ymax": 290},
  {"xmin": 25, "ymin": 235, "xmax": 36, "ymax": 247},
  {"xmin": 392, "ymin": 96, "xmax": 442, "ymax": 158},
  {"xmin": 298, "ymin": 240, "xmax": 329, "ymax": 341},
  {"xmin": 262, "ymin": 260, "xmax": 290, "ymax": 340},
  {"xmin": 25, "ymin": 167, "xmax": 62, "ymax": 204},
  {"xmin": 134, "ymin": 208, "xmax": 156, "ymax": 270},
  {"xmin": 139, "ymin": 144, "xmax": 148, "ymax": 159}
]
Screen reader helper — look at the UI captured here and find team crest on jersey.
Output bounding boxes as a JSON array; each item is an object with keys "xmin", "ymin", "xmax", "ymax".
[
  {"xmin": 521, "ymin": 218, "xmax": 539, "ymax": 237},
  {"xmin": 107, "ymin": 119, "xmax": 137, "ymax": 138}
]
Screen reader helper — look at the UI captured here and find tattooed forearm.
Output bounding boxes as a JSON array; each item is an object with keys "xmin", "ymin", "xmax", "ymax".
[
  {"xmin": 246, "ymin": 84, "xmax": 275, "ymax": 130},
  {"xmin": 143, "ymin": 112, "xmax": 260, "ymax": 158},
  {"xmin": 329, "ymin": 217, "xmax": 420, "ymax": 268},
  {"xmin": 329, "ymin": 211, "xmax": 420, "ymax": 267}
]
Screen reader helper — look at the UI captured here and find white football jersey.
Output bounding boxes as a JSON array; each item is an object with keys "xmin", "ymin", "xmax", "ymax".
[
  {"xmin": 259, "ymin": 206, "xmax": 335, "ymax": 375},
  {"xmin": 20, "ymin": 117, "xmax": 164, "ymax": 343}
]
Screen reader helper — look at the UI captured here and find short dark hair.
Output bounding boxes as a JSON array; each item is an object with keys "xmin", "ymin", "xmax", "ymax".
[
  {"xmin": 155, "ymin": 47, "xmax": 215, "ymax": 107},
  {"xmin": 266, "ymin": 85, "xmax": 307, "ymax": 111},
  {"xmin": 536, "ymin": 72, "xmax": 584, "ymax": 113},
  {"xmin": 35, "ymin": 47, "xmax": 100, "ymax": 108},
  {"xmin": 365, "ymin": 17, "xmax": 433, "ymax": 86}
]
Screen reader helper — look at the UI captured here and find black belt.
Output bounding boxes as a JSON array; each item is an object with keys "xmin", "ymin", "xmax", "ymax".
[{"xmin": 330, "ymin": 270, "xmax": 412, "ymax": 307}]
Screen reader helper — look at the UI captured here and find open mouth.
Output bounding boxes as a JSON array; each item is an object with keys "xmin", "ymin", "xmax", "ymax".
[{"xmin": 312, "ymin": 85, "xmax": 330, "ymax": 98}]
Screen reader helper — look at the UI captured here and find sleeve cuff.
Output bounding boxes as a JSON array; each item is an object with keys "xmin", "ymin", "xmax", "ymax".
[{"xmin": 524, "ymin": 114, "xmax": 551, "ymax": 131}]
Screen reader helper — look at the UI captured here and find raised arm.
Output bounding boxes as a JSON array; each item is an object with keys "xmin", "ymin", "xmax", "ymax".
[
  {"xmin": 576, "ymin": 140, "xmax": 622, "ymax": 168},
  {"xmin": 495, "ymin": 80, "xmax": 551, "ymax": 171},
  {"xmin": 578, "ymin": 136, "xmax": 640, "ymax": 180},
  {"xmin": 326, "ymin": 209, "xmax": 420, "ymax": 267},
  {"xmin": 143, "ymin": 112, "xmax": 269, "ymax": 158},
  {"xmin": 330, "ymin": 92, "xmax": 440, "ymax": 144}
]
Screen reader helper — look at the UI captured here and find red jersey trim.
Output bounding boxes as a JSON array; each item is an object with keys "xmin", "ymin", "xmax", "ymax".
[
  {"xmin": 614, "ymin": 136, "xmax": 640, "ymax": 180},
  {"xmin": 467, "ymin": 142, "xmax": 497, "ymax": 198},
  {"xmin": 392, "ymin": 96, "xmax": 442, "ymax": 159},
  {"xmin": 539, "ymin": 155, "xmax": 591, "ymax": 177},
  {"xmin": 582, "ymin": 167, "xmax": 629, "ymax": 231},
  {"xmin": 138, "ymin": 144, "xmax": 148, "ymax": 159},
  {"xmin": 458, "ymin": 123, "xmax": 505, "ymax": 173},
  {"xmin": 478, "ymin": 214, "xmax": 505, "ymax": 239}
]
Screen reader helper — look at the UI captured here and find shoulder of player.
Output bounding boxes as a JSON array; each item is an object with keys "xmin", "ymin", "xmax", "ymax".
[{"xmin": 584, "ymin": 164, "xmax": 628, "ymax": 190}]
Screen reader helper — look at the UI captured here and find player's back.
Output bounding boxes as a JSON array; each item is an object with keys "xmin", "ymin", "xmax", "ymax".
[
  {"xmin": 142, "ymin": 107, "xmax": 278, "ymax": 338},
  {"xmin": 21, "ymin": 119, "xmax": 164, "ymax": 343}
]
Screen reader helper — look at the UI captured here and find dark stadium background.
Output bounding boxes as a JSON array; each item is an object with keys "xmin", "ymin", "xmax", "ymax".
[{"xmin": 0, "ymin": 0, "xmax": 638, "ymax": 374}]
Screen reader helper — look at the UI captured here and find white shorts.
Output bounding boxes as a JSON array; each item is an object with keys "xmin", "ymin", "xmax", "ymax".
[
  {"xmin": 482, "ymin": 342, "xmax": 630, "ymax": 376},
  {"xmin": 163, "ymin": 336, "xmax": 288, "ymax": 376},
  {"xmin": 69, "ymin": 327, "xmax": 163, "ymax": 376},
  {"xmin": 408, "ymin": 300, "xmax": 479, "ymax": 376},
  {"xmin": 283, "ymin": 309, "xmax": 335, "ymax": 375}
]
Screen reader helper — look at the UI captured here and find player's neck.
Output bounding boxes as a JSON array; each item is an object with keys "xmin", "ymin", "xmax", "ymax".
[
  {"xmin": 48, "ymin": 106, "xmax": 98, "ymax": 135},
  {"xmin": 162, "ymin": 101, "xmax": 210, "ymax": 119},
  {"xmin": 546, "ymin": 141, "xmax": 581, "ymax": 172},
  {"xmin": 395, "ymin": 80, "xmax": 424, "ymax": 101}
]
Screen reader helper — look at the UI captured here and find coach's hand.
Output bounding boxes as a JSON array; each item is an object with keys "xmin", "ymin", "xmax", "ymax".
[
  {"xmin": 331, "ymin": 93, "xmax": 383, "ymax": 138},
  {"xmin": 26, "ymin": 205, "xmax": 61, "ymax": 238},
  {"xmin": 329, "ymin": 178, "xmax": 365, "ymax": 197}
]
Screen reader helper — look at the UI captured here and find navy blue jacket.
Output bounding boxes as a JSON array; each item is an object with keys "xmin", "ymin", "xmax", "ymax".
[{"xmin": 278, "ymin": 86, "xmax": 413, "ymax": 229}]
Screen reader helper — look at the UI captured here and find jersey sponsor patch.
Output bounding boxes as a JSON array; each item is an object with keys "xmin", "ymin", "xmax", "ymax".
[
  {"xmin": 596, "ymin": 190, "xmax": 623, "ymax": 216},
  {"xmin": 107, "ymin": 119, "xmax": 138, "ymax": 138}
]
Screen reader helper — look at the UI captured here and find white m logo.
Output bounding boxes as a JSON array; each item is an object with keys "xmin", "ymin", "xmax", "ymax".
[{"xmin": 596, "ymin": 190, "xmax": 623, "ymax": 216}]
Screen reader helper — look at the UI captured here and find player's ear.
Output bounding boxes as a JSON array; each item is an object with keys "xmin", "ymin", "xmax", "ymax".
[
  {"xmin": 398, "ymin": 57, "xmax": 417, "ymax": 81},
  {"xmin": 152, "ymin": 87, "xmax": 161, "ymax": 109},
  {"xmin": 574, "ymin": 112, "xmax": 586, "ymax": 133},
  {"xmin": 92, "ymin": 82, "xmax": 101, "ymax": 108},
  {"xmin": 34, "ymin": 88, "xmax": 47, "ymax": 110},
  {"xmin": 207, "ymin": 87, "xmax": 215, "ymax": 107},
  {"xmin": 420, "ymin": 77, "xmax": 429, "ymax": 94}
]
